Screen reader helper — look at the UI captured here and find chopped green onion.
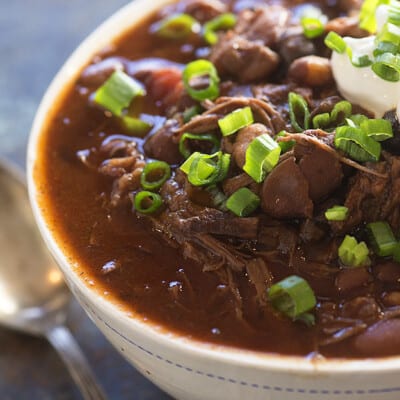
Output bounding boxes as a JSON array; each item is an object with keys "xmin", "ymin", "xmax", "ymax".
[
  {"xmin": 393, "ymin": 243, "xmax": 400, "ymax": 262},
  {"xmin": 180, "ymin": 151, "xmax": 230, "ymax": 186},
  {"xmin": 182, "ymin": 59, "xmax": 220, "ymax": 101},
  {"xmin": 325, "ymin": 205, "xmax": 349, "ymax": 221},
  {"xmin": 121, "ymin": 116, "xmax": 152, "ymax": 137},
  {"xmin": 179, "ymin": 132, "xmax": 220, "ymax": 159},
  {"xmin": 203, "ymin": 13, "xmax": 237, "ymax": 45},
  {"xmin": 226, "ymin": 187, "xmax": 260, "ymax": 217},
  {"xmin": 373, "ymin": 40, "xmax": 399, "ymax": 56},
  {"xmin": 288, "ymin": 92, "xmax": 310, "ymax": 132},
  {"xmin": 218, "ymin": 107, "xmax": 254, "ymax": 136},
  {"xmin": 360, "ymin": 0, "xmax": 389, "ymax": 33},
  {"xmin": 367, "ymin": 221, "xmax": 398, "ymax": 256},
  {"xmin": 93, "ymin": 70, "xmax": 145, "ymax": 116},
  {"xmin": 338, "ymin": 235, "xmax": 370, "ymax": 267},
  {"xmin": 134, "ymin": 191, "xmax": 163, "ymax": 215},
  {"xmin": 301, "ymin": 16, "xmax": 325, "ymax": 39},
  {"xmin": 330, "ymin": 101, "xmax": 352, "ymax": 126},
  {"xmin": 372, "ymin": 52, "xmax": 400, "ymax": 82},
  {"xmin": 276, "ymin": 131, "xmax": 295, "ymax": 153},
  {"xmin": 296, "ymin": 312, "xmax": 316, "ymax": 327},
  {"xmin": 183, "ymin": 105, "xmax": 202, "ymax": 123},
  {"xmin": 268, "ymin": 275, "xmax": 316, "ymax": 320},
  {"xmin": 360, "ymin": 118, "xmax": 393, "ymax": 141},
  {"xmin": 345, "ymin": 118, "xmax": 357, "ymax": 128},
  {"xmin": 347, "ymin": 47, "xmax": 373, "ymax": 67},
  {"xmin": 140, "ymin": 161, "xmax": 171, "ymax": 191},
  {"xmin": 243, "ymin": 134, "xmax": 281, "ymax": 183},
  {"xmin": 153, "ymin": 13, "xmax": 200, "ymax": 39},
  {"xmin": 353, "ymin": 55, "xmax": 373, "ymax": 68},
  {"xmin": 207, "ymin": 184, "xmax": 228, "ymax": 211},
  {"xmin": 388, "ymin": 2, "xmax": 400, "ymax": 25},
  {"xmin": 334, "ymin": 126, "xmax": 381, "ymax": 162},
  {"xmin": 377, "ymin": 22, "xmax": 400, "ymax": 46},
  {"xmin": 312, "ymin": 101, "xmax": 352, "ymax": 130},
  {"xmin": 347, "ymin": 114, "xmax": 369, "ymax": 127},
  {"xmin": 312, "ymin": 112, "xmax": 331, "ymax": 129},
  {"xmin": 324, "ymin": 31, "xmax": 347, "ymax": 54}
]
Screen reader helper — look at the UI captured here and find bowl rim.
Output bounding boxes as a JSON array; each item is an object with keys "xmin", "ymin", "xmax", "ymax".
[{"xmin": 27, "ymin": 0, "xmax": 400, "ymax": 374}]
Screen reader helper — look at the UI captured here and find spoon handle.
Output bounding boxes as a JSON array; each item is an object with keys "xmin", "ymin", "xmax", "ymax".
[{"xmin": 46, "ymin": 325, "xmax": 108, "ymax": 400}]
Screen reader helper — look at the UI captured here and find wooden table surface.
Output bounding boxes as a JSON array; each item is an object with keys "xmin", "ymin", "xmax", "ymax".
[{"xmin": 0, "ymin": 1, "xmax": 172, "ymax": 399}]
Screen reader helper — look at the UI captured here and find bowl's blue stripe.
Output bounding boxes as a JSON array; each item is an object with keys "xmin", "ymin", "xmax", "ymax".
[{"xmin": 80, "ymin": 298, "xmax": 400, "ymax": 396}]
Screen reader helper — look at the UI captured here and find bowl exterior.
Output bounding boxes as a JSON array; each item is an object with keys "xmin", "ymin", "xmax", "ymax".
[{"xmin": 27, "ymin": 0, "xmax": 400, "ymax": 399}]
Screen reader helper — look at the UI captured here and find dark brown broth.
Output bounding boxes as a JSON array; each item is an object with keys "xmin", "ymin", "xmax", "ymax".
[{"xmin": 35, "ymin": 1, "xmax": 387, "ymax": 358}]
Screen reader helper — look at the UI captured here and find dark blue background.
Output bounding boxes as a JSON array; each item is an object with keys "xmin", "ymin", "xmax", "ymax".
[{"xmin": 0, "ymin": 1, "xmax": 172, "ymax": 398}]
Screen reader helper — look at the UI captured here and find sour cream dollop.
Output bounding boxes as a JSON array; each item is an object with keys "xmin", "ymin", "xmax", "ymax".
[{"xmin": 331, "ymin": 6, "xmax": 400, "ymax": 118}]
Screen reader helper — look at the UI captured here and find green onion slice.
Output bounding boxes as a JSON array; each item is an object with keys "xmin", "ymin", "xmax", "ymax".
[
  {"xmin": 226, "ymin": 187, "xmax": 260, "ymax": 217},
  {"xmin": 360, "ymin": 0, "xmax": 389, "ymax": 33},
  {"xmin": 288, "ymin": 92, "xmax": 310, "ymax": 132},
  {"xmin": 367, "ymin": 221, "xmax": 398, "ymax": 257},
  {"xmin": 347, "ymin": 114, "xmax": 369, "ymax": 127},
  {"xmin": 393, "ymin": 243, "xmax": 400, "ymax": 262},
  {"xmin": 182, "ymin": 59, "xmax": 220, "ymax": 101},
  {"xmin": 207, "ymin": 184, "xmax": 228, "ymax": 211},
  {"xmin": 372, "ymin": 52, "xmax": 400, "ymax": 82},
  {"xmin": 93, "ymin": 70, "xmax": 145, "ymax": 116},
  {"xmin": 179, "ymin": 132, "xmax": 220, "ymax": 159},
  {"xmin": 218, "ymin": 107, "xmax": 254, "ymax": 136},
  {"xmin": 140, "ymin": 161, "xmax": 171, "ymax": 191},
  {"xmin": 203, "ymin": 13, "xmax": 237, "ymax": 45},
  {"xmin": 388, "ymin": 2, "xmax": 400, "ymax": 26},
  {"xmin": 312, "ymin": 113, "xmax": 331, "ymax": 129},
  {"xmin": 338, "ymin": 235, "xmax": 370, "ymax": 267},
  {"xmin": 121, "ymin": 116, "xmax": 152, "ymax": 137},
  {"xmin": 134, "ymin": 191, "xmax": 163, "ymax": 215},
  {"xmin": 346, "ymin": 47, "xmax": 373, "ymax": 67},
  {"xmin": 243, "ymin": 134, "xmax": 281, "ymax": 183},
  {"xmin": 301, "ymin": 16, "xmax": 325, "ymax": 39},
  {"xmin": 373, "ymin": 40, "xmax": 399, "ymax": 57},
  {"xmin": 153, "ymin": 13, "xmax": 200, "ymax": 39},
  {"xmin": 325, "ymin": 205, "xmax": 349, "ymax": 221},
  {"xmin": 312, "ymin": 101, "xmax": 352, "ymax": 130},
  {"xmin": 377, "ymin": 22, "xmax": 400, "ymax": 46},
  {"xmin": 180, "ymin": 151, "xmax": 230, "ymax": 186},
  {"xmin": 330, "ymin": 101, "xmax": 353, "ymax": 126},
  {"xmin": 183, "ymin": 105, "xmax": 202, "ymax": 123},
  {"xmin": 324, "ymin": 31, "xmax": 347, "ymax": 54},
  {"xmin": 276, "ymin": 131, "xmax": 295, "ymax": 153},
  {"xmin": 268, "ymin": 275, "xmax": 317, "ymax": 320},
  {"xmin": 360, "ymin": 118, "xmax": 393, "ymax": 141},
  {"xmin": 334, "ymin": 126, "xmax": 381, "ymax": 162}
]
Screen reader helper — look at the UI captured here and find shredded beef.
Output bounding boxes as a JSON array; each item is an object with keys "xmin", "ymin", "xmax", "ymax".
[
  {"xmin": 99, "ymin": 139, "xmax": 145, "ymax": 207},
  {"xmin": 331, "ymin": 153, "xmax": 400, "ymax": 233},
  {"xmin": 246, "ymin": 258, "xmax": 273, "ymax": 306}
]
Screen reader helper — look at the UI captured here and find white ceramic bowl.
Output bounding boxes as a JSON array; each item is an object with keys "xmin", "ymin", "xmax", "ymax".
[{"xmin": 27, "ymin": 1, "xmax": 400, "ymax": 399}]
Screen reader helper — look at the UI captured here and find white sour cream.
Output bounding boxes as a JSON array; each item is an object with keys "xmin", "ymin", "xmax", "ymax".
[{"xmin": 330, "ymin": 5, "xmax": 400, "ymax": 118}]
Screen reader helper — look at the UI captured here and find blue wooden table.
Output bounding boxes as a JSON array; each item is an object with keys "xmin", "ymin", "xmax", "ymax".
[{"xmin": 0, "ymin": 1, "xmax": 172, "ymax": 398}]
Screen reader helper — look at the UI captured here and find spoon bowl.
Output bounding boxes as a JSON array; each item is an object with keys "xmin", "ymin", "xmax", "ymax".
[
  {"xmin": 0, "ymin": 159, "xmax": 107, "ymax": 400},
  {"xmin": 0, "ymin": 160, "xmax": 70, "ymax": 333}
]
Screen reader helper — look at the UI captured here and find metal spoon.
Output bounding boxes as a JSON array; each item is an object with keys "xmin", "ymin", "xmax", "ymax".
[{"xmin": 0, "ymin": 159, "xmax": 107, "ymax": 400}]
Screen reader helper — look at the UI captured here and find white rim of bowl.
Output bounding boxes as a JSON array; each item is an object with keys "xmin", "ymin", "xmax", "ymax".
[{"xmin": 27, "ymin": 0, "xmax": 400, "ymax": 375}]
